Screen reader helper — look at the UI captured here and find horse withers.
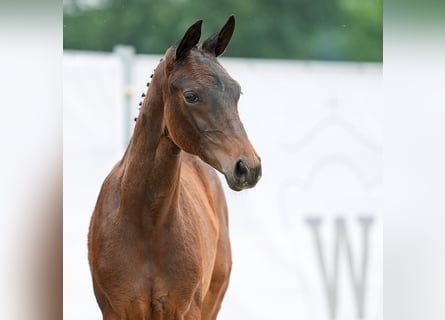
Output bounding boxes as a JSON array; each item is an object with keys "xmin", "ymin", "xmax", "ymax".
[{"xmin": 88, "ymin": 16, "xmax": 261, "ymax": 319}]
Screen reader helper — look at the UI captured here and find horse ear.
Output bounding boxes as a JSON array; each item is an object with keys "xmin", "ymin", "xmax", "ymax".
[
  {"xmin": 176, "ymin": 20, "xmax": 203, "ymax": 61},
  {"xmin": 202, "ymin": 15, "xmax": 235, "ymax": 57}
]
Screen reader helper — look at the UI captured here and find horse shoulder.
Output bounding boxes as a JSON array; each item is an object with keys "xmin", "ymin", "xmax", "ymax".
[{"xmin": 88, "ymin": 162, "xmax": 125, "ymax": 268}]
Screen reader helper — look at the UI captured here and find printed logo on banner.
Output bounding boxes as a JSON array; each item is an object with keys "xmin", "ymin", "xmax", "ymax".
[
  {"xmin": 278, "ymin": 95, "xmax": 382, "ymax": 320},
  {"xmin": 306, "ymin": 216, "xmax": 374, "ymax": 319}
]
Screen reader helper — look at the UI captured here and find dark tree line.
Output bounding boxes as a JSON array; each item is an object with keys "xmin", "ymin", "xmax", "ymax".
[{"xmin": 63, "ymin": 0, "xmax": 382, "ymax": 62}]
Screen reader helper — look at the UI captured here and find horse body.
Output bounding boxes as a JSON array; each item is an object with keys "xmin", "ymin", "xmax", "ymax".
[
  {"xmin": 90, "ymin": 154, "xmax": 229, "ymax": 319},
  {"xmin": 88, "ymin": 16, "xmax": 261, "ymax": 319}
]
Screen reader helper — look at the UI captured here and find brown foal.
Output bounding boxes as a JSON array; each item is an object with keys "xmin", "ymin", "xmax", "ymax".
[{"xmin": 88, "ymin": 16, "xmax": 261, "ymax": 319}]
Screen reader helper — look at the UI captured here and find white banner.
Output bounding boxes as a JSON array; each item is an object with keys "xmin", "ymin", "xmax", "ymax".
[{"xmin": 64, "ymin": 50, "xmax": 382, "ymax": 319}]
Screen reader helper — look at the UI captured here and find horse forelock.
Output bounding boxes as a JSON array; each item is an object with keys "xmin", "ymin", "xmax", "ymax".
[{"xmin": 163, "ymin": 46, "xmax": 239, "ymax": 98}]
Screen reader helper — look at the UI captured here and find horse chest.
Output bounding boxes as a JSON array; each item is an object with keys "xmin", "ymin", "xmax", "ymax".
[
  {"xmin": 116, "ymin": 209, "xmax": 218, "ymax": 296},
  {"xmin": 146, "ymin": 208, "xmax": 218, "ymax": 278},
  {"xmin": 94, "ymin": 229, "xmax": 203, "ymax": 314}
]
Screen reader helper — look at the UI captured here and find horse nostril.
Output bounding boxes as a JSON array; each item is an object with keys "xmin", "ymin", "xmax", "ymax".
[
  {"xmin": 256, "ymin": 163, "xmax": 262, "ymax": 181},
  {"xmin": 234, "ymin": 159, "xmax": 248, "ymax": 180}
]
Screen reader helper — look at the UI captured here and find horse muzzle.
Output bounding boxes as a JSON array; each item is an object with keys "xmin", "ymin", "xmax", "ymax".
[{"xmin": 225, "ymin": 157, "xmax": 262, "ymax": 191}]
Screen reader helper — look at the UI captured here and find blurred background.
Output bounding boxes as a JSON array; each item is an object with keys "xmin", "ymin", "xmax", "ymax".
[
  {"xmin": 63, "ymin": 1, "xmax": 382, "ymax": 319},
  {"xmin": 63, "ymin": 0, "xmax": 382, "ymax": 62}
]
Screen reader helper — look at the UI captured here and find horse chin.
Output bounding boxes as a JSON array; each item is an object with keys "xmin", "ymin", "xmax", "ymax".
[{"xmin": 224, "ymin": 174, "xmax": 250, "ymax": 192}]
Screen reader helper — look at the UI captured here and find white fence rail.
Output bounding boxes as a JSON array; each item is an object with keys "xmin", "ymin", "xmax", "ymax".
[{"xmin": 64, "ymin": 48, "xmax": 382, "ymax": 320}]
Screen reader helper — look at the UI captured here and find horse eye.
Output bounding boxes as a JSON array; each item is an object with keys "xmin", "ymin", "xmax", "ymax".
[{"xmin": 183, "ymin": 91, "xmax": 199, "ymax": 104}]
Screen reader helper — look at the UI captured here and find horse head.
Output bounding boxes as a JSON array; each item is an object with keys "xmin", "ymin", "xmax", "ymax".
[{"xmin": 160, "ymin": 16, "xmax": 261, "ymax": 191}]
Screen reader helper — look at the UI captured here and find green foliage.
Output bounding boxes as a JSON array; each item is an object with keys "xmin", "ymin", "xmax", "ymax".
[{"xmin": 63, "ymin": 0, "xmax": 382, "ymax": 62}]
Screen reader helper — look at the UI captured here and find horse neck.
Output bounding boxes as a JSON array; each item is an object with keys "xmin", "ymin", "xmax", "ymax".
[{"xmin": 120, "ymin": 64, "xmax": 182, "ymax": 227}]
